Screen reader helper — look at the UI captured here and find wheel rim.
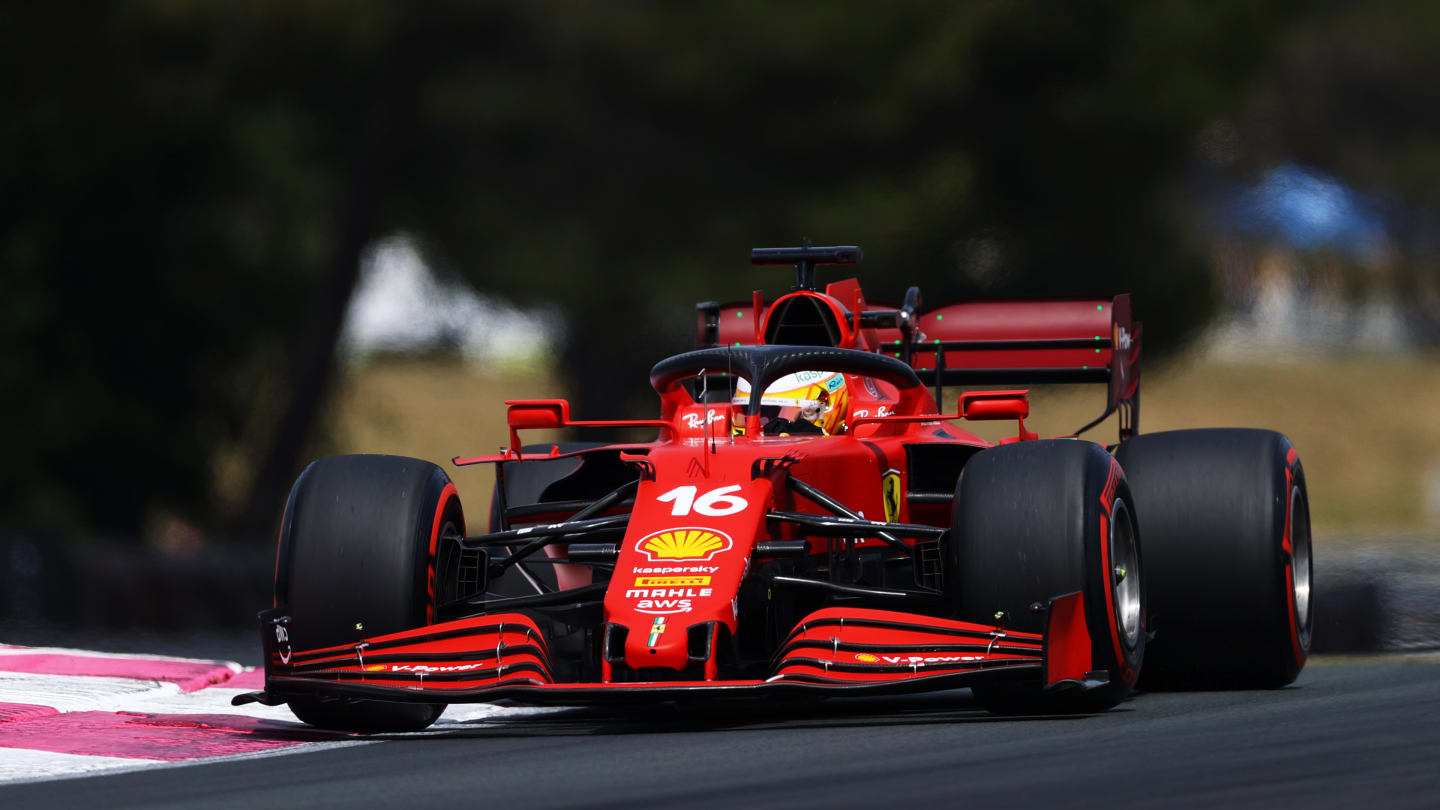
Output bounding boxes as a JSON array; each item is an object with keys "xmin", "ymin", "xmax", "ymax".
[
  {"xmin": 1290, "ymin": 485, "xmax": 1313, "ymax": 639},
  {"xmin": 1110, "ymin": 498, "xmax": 1142, "ymax": 650}
]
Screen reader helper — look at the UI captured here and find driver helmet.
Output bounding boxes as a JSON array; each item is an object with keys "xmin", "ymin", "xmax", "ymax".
[{"xmin": 731, "ymin": 370, "xmax": 849, "ymax": 435}]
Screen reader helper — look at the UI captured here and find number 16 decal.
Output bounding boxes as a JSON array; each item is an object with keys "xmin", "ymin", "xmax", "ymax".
[{"xmin": 656, "ymin": 485, "xmax": 749, "ymax": 517}]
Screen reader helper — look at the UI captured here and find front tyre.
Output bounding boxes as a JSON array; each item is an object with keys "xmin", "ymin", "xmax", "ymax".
[
  {"xmin": 275, "ymin": 454, "xmax": 463, "ymax": 732},
  {"xmin": 952, "ymin": 440, "xmax": 1145, "ymax": 714}
]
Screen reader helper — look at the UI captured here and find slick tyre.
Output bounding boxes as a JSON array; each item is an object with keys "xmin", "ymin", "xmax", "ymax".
[
  {"xmin": 276, "ymin": 454, "xmax": 464, "ymax": 732},
  {"xmin": 1114, "ymin": 429, "xmax": 1311, "ymax": 689},
  {"xmin": 952, "ymin": 440, "xmax": 1145, "ymax": 714}
]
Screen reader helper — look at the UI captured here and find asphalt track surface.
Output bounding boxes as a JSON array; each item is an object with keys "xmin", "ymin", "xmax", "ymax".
[{"xmin": 4, "ymin": 655, "xmax": 1438, "ymax": 809}]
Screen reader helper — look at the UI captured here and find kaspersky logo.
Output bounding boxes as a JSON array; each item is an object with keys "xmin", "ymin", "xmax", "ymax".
[{"xmin": 634, "ymin": 527, "xmax": 733, "ymax": 562}]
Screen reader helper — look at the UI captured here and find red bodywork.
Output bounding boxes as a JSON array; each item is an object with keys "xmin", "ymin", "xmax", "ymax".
[{"xmin": 246, "ymin": 270, "xmax": 1137, "ymax": 707}]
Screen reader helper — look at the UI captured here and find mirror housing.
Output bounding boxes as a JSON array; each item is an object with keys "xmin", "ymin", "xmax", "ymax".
[
  {"xmin": 506, "ymin": 400, "xmax": 570, "ymax": 458},
  {"xmin": 507, "ymin": 399, "xmax": 570, "ymax": 431},
  {"xmin": 960, "ymin": 390, "xmax": 1037, "ymax": 442},
  {"xmin": 959, "ymin": 390, "xmax": 1029, "ymax": 421}
]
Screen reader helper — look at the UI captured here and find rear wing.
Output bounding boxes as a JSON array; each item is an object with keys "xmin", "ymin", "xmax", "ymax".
[
  {"xmin": 696, "ymin": 294, "xmax": 1140, "ymax": 441},
  {"xmin": 893, "ymin": 296, "xmax": 1140, "ymax": 440}
]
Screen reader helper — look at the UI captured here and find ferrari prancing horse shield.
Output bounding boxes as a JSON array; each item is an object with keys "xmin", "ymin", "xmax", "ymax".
[{"xmin": 882, "ymin": 469, "xmax": 902, "ymax": 523}]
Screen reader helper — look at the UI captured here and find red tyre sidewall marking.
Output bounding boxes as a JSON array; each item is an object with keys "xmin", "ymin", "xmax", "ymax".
[
  {"xmin": 1098, "ymin": 459, "xmax": 1133, "ymax": 684},
  {"xmin": 1281, "ymin": 451, "xmax": 1306, "ymax": 666},
  {"xmin": 427, "ymin": 482, "xmax": 461, "ymax": 625}
]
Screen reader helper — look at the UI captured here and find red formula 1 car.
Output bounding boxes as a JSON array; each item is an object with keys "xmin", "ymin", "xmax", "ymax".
[{"xmin": 236, "ymin": 245, "xmax": 1313, "ymax": 731}]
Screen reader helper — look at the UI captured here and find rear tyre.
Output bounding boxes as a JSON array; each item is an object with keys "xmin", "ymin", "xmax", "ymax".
[
  {"xmin": 1114, "ymin": 429, "xmax": 1310, "ymax": 689},
  {"xmin": 276, "ymin": 454, "xmax": 463, "ymax": 732},
  {"xmin": 952, "ymin": 440, "xmax": 1145, "ymax": 714}
]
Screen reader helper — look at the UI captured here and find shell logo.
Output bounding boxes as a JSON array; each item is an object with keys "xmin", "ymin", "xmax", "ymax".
[
  {"xmin": 365, "ymin": 665, "xmax": 388, "ymax": 671},
  {"xmin": 634, "ymin": 527, "xmax": 733, "ymax": 562},
  {"xmin": 855, "ymin": 653, "xmax": 880, "ymax": 663}
]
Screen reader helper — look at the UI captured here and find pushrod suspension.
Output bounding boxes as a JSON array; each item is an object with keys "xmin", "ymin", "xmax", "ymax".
[
  {"xmin": 786, "ymin": 476, "xmax": 915, "ymax": 555},
  {"xmin": 484, "ymin": 480, "xmax": 639, "ymax": 575}
]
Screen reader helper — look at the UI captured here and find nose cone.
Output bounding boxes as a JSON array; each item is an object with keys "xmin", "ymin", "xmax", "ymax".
[
  {"xmin": 604, "ymin": 454, "xmax": 775, "ymax": 676},
  {"xmin": 612, "ymin": 524, "xmax": 750, "ymax": 672}
]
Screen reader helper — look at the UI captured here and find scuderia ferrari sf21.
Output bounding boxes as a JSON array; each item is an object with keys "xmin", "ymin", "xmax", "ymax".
[{"xmin": 236, "ymin": 245, "xmax": 1313, "ymax": 730}]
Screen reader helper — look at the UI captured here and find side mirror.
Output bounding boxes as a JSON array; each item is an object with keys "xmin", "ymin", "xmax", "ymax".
[
  {"xmin": 960, "ymin": 390, "xmax": 1037, "ymax": 442},
  {"xmin": 506, "ymin": 399, "xmax": 571, "ymax": 430},
  {"xmin": 959, "ymin": 390, "xmax": 1029, "ymax": 421},
  {"xmin": 505, "ymin": 399, "xmax": 572, "ymax": 453}
]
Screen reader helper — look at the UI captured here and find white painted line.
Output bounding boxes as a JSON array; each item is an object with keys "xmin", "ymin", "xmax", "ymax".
[
  {"xmin": 0, "ymin": 748, "xmax": 142, "ymax": 783},
  {"xmin": 0, "ymin": 739, "xmax": 381, "ymax": 787},
  {"xmin": 438, "ymin": 702, "xmax": 565, "ymax": 725},
  {"xmin": 0, "ymin": 672, "xmax": 178, "ymax": 715}
]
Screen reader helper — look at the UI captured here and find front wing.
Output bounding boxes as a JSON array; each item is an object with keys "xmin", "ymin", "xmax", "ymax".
[{"xmin": 233, "ymin": 593, "xmax": 1102, "ymax": 708}]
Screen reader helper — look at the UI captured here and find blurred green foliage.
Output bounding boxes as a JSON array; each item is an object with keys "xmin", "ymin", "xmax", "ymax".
[{"xmin": 3, "ymin": 1, "xmax": 1433, "ymax": 538}]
